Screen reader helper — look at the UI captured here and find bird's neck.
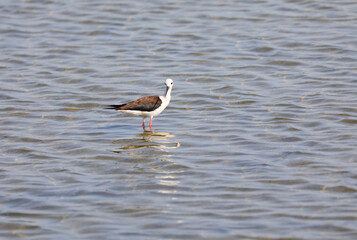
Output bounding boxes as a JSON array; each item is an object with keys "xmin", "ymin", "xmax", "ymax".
[{"xmin": 164, "ymin": 86, "xmax": 172, "ymax": 102}]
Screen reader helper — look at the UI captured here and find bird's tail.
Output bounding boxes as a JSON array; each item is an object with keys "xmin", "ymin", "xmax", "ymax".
[{"xmin": 106, "ymin": 104, "xmax": 126, "ymax": 110}]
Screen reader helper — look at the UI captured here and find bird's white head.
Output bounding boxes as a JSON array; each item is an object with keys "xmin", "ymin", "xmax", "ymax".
[{"xmin": 165, "ymin": 78, "xmax": 174, "ymax": 88}]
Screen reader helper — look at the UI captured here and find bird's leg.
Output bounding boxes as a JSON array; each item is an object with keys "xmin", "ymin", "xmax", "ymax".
[
  {"xmin": 149, "ymin": 117, "xmax": 153, "ymax": 131},
  {"xmin": 142, "ymin": 119, "xmax": 146, "ymax": 130}
]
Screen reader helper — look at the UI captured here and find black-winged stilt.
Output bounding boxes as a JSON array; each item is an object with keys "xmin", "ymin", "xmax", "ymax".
[{"xmin": 107, "ymin": 79, "xmax": 173, "ymax": 131}]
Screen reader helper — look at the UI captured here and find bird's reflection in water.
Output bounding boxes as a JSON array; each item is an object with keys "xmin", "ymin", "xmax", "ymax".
[
  {"xmin": 112, "ymin": 131, "xmax": 180, "ymax": 153},
  {"xmin": 112, "ymin": 131, "xmax": 182, "ymax": 195}
]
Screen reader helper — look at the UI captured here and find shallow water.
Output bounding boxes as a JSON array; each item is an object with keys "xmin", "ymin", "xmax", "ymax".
[{"xmin": 1, "ymin": 0, "xmax": 357, "ymax": 239}]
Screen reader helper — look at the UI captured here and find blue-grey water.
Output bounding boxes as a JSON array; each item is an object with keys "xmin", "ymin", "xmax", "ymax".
[{"xmin": 1, "ymin": 0, "xmax": 357, "ymax": 239}]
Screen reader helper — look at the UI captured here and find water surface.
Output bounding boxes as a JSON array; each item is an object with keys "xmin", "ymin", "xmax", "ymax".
[{"xmin": 1, "ymin": 0, "xmax": 357, "ymax": 239}]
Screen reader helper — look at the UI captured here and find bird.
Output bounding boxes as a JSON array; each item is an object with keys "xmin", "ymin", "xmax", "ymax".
[{"xmin": 107, "ymin": 78, "xmax": 173, "ymax": 131}]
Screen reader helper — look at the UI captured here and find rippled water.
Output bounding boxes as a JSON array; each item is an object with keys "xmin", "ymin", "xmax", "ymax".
[{"xmin": 1, "ymin": 0, "xmax": 357, "ymax": 239}]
